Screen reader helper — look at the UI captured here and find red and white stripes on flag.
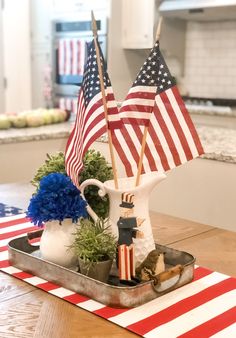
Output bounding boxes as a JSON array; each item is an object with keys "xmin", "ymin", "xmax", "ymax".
[
  {"xmin": 58, "ymin": 38, "xmax": 86, "ymax": 76},
  {"xmin": 112, "ymin": 86, "xmax": 204, "ymax": 177},
  {"xmin": 118, "ymin": 86, "xmax": 156, "ymax": 126},
  {"xmin": 65, "ymin": 88, "xmax": 117, "ymax": 187},
  {"xmin": 1, "ymin": 214, "xmax": 236, "ymax": 338},
  {"xmin": 111, "ymin": 42, "xmax": 204, "ymax": 177},
  {"xmin": 65, "ymin": 39, "xmax": 120, "ymax": 188}
]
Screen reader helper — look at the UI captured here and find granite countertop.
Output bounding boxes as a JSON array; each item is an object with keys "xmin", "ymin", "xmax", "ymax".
[
  {"xmin": 197, "ymin": 125, "xmax": 236, "ymax": 163},
  {"xmin": 0, "ymin": 120, "xmax": 236, "ymax": 164},
  {"xmin": 0, "ymin": 122, "xmax": 72, "ymax": 145},
  {"xmin": 185, "ymin": 104, "xmax": 236, "ymax": 118}
]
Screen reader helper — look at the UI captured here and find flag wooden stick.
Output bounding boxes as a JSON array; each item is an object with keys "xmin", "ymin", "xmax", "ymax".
[
  {"xmin": 91, "ymin": 11, "xmax": 119, "ymax": 189},
  {"xmin": 135, "ymin": 17, "xmax": 163, "ymax": 187},
  {"xmin": 156, "ymin": 16, "xmax": 163, "ymax": 41},
  {"xmin": 135, "ymin": 126, "xmax": 148, "ymax": 186}
]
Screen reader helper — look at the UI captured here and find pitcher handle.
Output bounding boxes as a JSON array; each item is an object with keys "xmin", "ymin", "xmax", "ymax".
[{"xmin": 80, "ymin": 179, "xmax": 107, "ymax": 222}]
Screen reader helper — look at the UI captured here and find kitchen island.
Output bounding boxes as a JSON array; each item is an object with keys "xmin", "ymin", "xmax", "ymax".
[
  {"xmin": 0, "ymin": 116, "xmax": 236, "ymax": 232},
  {"xmin": 1, "ymin": 114, "xmax": 236, "ymax": 165}
]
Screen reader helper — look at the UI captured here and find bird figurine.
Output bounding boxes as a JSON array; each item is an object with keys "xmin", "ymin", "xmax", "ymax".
[{"xmin": 135, "ymin": 249, "xmax": 165, "ymax": 281}]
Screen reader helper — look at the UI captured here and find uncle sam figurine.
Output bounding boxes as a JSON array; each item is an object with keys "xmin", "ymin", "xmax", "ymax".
[{"xmin": 117, "ymin": 192, "xmax": 144, "ymax": 281}]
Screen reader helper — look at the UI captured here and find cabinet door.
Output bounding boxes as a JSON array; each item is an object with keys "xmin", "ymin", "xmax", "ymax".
[
  {"xmin": 2, "ymin": 0, "xmax": 32, "ymax": 112},
  {"xmin": 52, "ymin": 0, "xmax": 109, "ymax": 16},
  {"xmin": 122, "ymin": 0, "xmax": 155, "ymax": 49}
]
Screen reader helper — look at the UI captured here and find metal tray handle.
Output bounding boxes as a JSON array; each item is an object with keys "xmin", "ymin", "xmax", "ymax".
[
  {"xmin": 152, "ymin": 264, "xmax": 184, "ymax": 293},
  {"xmin": 27, "ymin": 229, "xmax": 44, "ymax": 240}
]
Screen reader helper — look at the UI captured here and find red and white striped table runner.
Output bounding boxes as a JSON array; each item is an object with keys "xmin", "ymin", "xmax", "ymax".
[{"xmin": 1, "ymin": 214, "xmax": 236, "ymax": 337}]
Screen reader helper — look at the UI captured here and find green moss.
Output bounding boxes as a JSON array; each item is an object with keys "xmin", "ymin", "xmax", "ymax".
[
  {"xmin": 31, "ymin": 149, "xmax": 113, "ymax": 219},
  {"xmin": 79, "ymin": 150, "xmax": 113, "ymax": 219},
  {"xmin": 31, "ymin": 152, "xmax": 66, "ymax": 189}
]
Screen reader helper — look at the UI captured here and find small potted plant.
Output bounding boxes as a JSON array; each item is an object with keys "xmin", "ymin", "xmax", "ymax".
[
  {"xmin": 27, "ymin": 172, "xmax": 87, "ymax": 267},
  {"xmin": 71, "ymin": 218, "xmax": 117, "ymax": 282}
]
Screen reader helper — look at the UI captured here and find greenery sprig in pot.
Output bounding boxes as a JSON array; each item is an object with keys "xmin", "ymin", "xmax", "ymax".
[
  {"xmin": 27, "ymin": 173, "xmax": 87, "ymax": 267},
  {"xmin": 71, "ymin": 218, "xmax": 117, "ymax": 282}
]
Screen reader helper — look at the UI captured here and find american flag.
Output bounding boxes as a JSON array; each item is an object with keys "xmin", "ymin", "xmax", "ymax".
[
  {"xmin": 111, "ymin": 41, "xmax": 204, "ymax": 177},
  {"xmin": 65, "ymin": 39, "xmax": 120, "ymax": 187}
]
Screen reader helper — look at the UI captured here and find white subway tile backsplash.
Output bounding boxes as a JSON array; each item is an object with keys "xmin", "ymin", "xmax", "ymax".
[{"xmin": 184, "ymin": 21, "xmax": 236, "ymax": 99}]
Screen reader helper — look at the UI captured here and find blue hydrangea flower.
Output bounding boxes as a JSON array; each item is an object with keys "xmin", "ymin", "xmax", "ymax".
[{"xmin": 27, "ymin": 173, "xmax": 87, "ymax": 226}]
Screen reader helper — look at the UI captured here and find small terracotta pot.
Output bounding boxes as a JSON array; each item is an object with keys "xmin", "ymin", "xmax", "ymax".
[{"xmin": 78, "ymin": 258, "xmax": 113, "ymax": 283}]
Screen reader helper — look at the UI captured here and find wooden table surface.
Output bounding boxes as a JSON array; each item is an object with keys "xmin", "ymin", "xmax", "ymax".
[{"xmin": 1, "ymin": 212, "xmax": 236, "ymax": 338}]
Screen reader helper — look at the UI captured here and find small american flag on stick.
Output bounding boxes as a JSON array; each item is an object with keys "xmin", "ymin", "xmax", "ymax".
[
  {"xmin": 111, "ymin": 41, "xmax": 204, "ymax": 177},
  {"xmin": 65, "ymin": 39, "xmax": 120, "ymax": 187}
]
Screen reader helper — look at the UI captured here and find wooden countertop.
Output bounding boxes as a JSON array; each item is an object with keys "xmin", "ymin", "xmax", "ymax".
[{"xmin": 1, "ymin": 212, "xmax": 236, "ymax": 338}]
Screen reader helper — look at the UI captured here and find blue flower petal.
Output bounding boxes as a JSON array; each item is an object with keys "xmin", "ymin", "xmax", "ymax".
[{"xmin": 27, "ymin": 173, "xmax": 87, "ymax": 226}]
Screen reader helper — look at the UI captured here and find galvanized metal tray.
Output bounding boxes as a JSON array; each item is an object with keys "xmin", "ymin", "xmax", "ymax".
[{"xmin": 8, "ymin": 229, "xmax": 195, "ymax": 308}]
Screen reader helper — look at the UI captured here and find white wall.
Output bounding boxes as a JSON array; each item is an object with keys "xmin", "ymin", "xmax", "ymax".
[
  {"xmin": 184, "ymin": 21, "xmax": 236, "ymax": 99},
  {"xmin": 2, "ymin": 0, "xmax": 32, "ymax": 112},
  {"xmin": 149, "ymin": 158, "xmax": 236, "ymax": 232}
]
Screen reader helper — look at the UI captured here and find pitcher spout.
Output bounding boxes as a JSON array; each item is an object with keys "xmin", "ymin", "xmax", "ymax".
[{"xmin": 138, "ymin": 171, "xmax": 166, "ymax": 194}]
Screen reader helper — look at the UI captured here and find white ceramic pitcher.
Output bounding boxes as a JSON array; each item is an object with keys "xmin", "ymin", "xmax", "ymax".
[
  {"xmin": 80, "ymin": 172, "xmax": 166, "ymax": 264},
  {"xmin": 40, "ymin": 218, "xmax": 78, "ymax": 267}
]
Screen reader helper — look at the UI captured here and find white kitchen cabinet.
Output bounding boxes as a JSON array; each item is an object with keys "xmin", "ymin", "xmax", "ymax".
[
  {"xmin": 121, "ymin": 0, "xmax": 156, "ymax": 49},
  {"xmin": 51, "ymin": 0, "xmax": 110, "ymax": 17},
  {"xmin": 2, "ymin": 0, "xmax": 32, "ymax": 112}
]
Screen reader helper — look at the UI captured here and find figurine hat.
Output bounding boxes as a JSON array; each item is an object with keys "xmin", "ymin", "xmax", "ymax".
[{"xmin": 119, "ymin": 192, "xmax": 134, "ymax": 209}]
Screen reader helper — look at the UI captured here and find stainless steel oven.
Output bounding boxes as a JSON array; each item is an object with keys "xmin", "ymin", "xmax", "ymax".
[{"xmin": 52, "ymin": 16, "xmax": 107, "ymax": 118}]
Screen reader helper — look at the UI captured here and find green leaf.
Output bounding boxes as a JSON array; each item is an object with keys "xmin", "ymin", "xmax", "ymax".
[{"xmin": 71, "ymin": 218, "xmax": 117, "ymax": 262}]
